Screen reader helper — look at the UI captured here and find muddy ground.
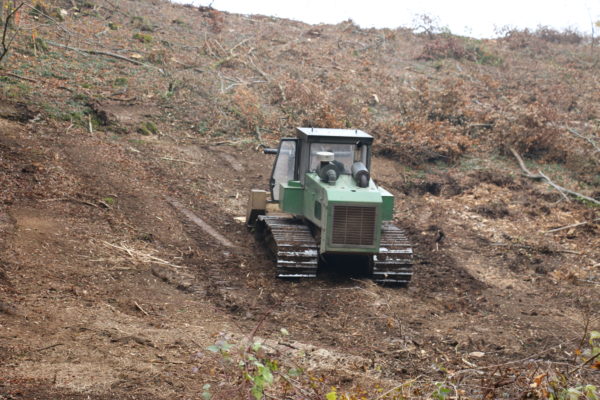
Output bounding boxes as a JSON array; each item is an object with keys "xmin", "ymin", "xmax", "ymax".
[
  {"xmin": 1, "ymin": 111, "xmax": 598, "ymax": 398},
  {"xmin": 0, "ymin": 0, "xmax": 599, "ymax": 398}
]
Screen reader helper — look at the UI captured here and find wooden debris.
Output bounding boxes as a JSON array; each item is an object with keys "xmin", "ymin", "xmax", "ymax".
[
  {"xmin": 0, "ymin": 72, "xmax": 37, "ymax": 83},
  {"xmin": 45, "ymin": 40, "xmax": 160, "ymax": 70},
  {"xmin": 160, "ymin": 156, "xmax": 199, "ymax": 165},
  {"xmin": 102, "ymin": 241, "xmax": 184, "ymax": 269},
  {"xmin": 134, "ymin": 301, "xmax": 150, "ymax": 316},
  {"xmin": 510, "ymin": 148, "xmax": 600, "ymax": 206},
  {"xmin": 545, "ymin": 218, "xmax": 600, "ymax": 233}
]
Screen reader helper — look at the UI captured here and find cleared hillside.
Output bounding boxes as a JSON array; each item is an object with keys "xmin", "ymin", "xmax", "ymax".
[{"xmin": 0, "ymin": 1, "xmax": 598, "ymax": 398}]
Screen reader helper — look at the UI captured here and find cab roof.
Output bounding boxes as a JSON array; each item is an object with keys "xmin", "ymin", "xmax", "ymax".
[{"xmin": 296, "ymin": 127, "xmax": 373, "ymax": 144}]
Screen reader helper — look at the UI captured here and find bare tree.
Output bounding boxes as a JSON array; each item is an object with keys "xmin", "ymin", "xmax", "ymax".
[{"xmin": 0, "ymin": 2, "xmax": 24, "ymax": 64}]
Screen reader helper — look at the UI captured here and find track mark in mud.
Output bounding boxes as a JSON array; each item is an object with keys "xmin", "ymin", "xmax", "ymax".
[
  {"xmin": 166, "ymin": 196, "xmax": 237, "ymax": 248},
  {"xmin": 218, "ymin": 152, "xmax": 245, "ymax": 172}
]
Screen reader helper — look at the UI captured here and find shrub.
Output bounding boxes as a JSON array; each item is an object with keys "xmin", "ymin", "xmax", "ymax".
[
  {"xmin": 375, "ymin": 120, "xmax": 473, "ymax": 165},
  {"xmin": 138, "ymin": 121, "xmax": 159, "ymax": 135},
  {"xmin": 230, "ymin": 87, "xmax": 269, "ymax": 132},
  {"xmin": 496, "ymin": 103, "xmax": 569, "ymax": 162},
  {"xmin": 500, "ymin": 27, "xmax": 582, "ymax": 52},
  {"xmin": 418, "ymin": 35, "xmax": 502, "ymax": 65},
  {"xmin": 535, "ymin": 26, "xmax": 583, "ymax": 44},
  {"xmin": 418, "ymin": 35, "xmax": 470, "ymax": 61}
]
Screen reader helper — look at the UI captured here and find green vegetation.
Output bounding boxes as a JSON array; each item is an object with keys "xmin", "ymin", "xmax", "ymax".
[
  {"xmin": 431, "ymin": 382, "xmax": 453, "ymax": 400},
  {"xmin": 102, "ymin": 196, "xmax": 116, "ymax": 205},
  {"xmin": 1, "ymin": 80, "xmax": 31, "ymax": 98},
  {"xmin": 138, "ymin": 121, "xmax": 159, "ymax": 135},
  {"xmin": 113, "ymin": 77, "xmax": 128, "ymax": 87},
  {"xmin": 418, "ymin": 34, "xmax": 503, "ymax": 65},
  {"xmin": 0, "ymin": 4, "xmax": 598, "ymax": 399},
  {"xmin": 204, "ymin": 339, "xmax": 276, "ymax": 400},
  {"xmin": 133, "ymin": 33, "xmax": 153, "ymax": 43}
]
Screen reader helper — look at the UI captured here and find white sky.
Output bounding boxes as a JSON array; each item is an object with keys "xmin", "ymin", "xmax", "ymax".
[{"xmin": 172, "ymin": 0, "xmax": 600, "ymax": 38}]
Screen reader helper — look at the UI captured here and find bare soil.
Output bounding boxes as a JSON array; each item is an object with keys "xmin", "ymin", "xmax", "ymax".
[{"xmin": 0, "ymin": 1, "xmax": 598, "ymax": 399}]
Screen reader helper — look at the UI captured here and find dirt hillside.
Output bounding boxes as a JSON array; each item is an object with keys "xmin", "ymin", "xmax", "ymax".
[{"xmin": 0, "ymin": 1, "xmax": 599, "ymax": 399}]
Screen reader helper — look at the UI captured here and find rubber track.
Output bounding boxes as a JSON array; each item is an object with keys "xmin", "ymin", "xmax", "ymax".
[
  {"xmin": 372, "ymin": 222, "xmax": 414, "ymax": 285},
  {"xmin": 257, "ymin": 215, "xmax": 319, "ymax": 278}
]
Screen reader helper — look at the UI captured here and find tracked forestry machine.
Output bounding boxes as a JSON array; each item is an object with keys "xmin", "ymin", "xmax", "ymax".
[{"xmin": 247, "ymin": 127, "xmax": 414, "ymax": 285}]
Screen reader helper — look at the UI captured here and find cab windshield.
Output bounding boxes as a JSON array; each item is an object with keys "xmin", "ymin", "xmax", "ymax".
[{"xmin": 308, "ymin": 143, "xmax": 368, "ymax": 173}]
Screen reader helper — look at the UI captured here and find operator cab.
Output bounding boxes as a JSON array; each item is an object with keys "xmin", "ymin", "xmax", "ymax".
[{"xmin": 270, "ymin": 127, "xmax": 374, "ymax": 201}]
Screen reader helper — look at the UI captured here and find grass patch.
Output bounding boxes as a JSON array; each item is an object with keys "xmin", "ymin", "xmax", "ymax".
[
  {"xmin": 133, "ymin": 33, "xmax": 153, "ymax": 43},
  {"xmin": 138, "ymin": 121, "xmax": 159, "ymax": 135},
  {"xmin": 113, "ymin": 77, "xmax": 128, "ymax": 87},
  {"xmin": 1, "ymin": 81, "xmax": 31, "ymax": 98},
  {"xmin": 102, "ymin": 196, "xmax": 116, "ymax": 205},
  {"xmin": 128, "ymin": 139, "xmax": 146, "ymax": 145}
]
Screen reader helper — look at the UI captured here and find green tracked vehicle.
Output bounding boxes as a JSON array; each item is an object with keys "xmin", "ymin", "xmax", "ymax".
[{"xmin": 247, "ymin": 127, "xmax": 414, "ymax": 285}]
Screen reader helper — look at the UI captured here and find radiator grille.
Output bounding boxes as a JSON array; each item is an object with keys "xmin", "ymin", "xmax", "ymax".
[{"xmin": 332, "ymin": 206, "xmax": 377, "ymax": 246}]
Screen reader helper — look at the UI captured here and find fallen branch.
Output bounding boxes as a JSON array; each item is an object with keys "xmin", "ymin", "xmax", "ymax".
[
  {"xmin": 213, "ymin": 53, "xmax": 238, "ymax": 68},
  {"xmin": 172, "ymin": 59, "xmax": 205, "ymax": 74},
  {"xmin": 102, "ymin": 241, "xmax": 184, "ymax": 269},
  {"xmin": 14, "ymin": 342, "xmax": 64, "ymax": 358},
  {"xmin": 579, "ymin": 279, "xmax": 600, "ymax": 286},
  {"xmin": 134, "ymin": 301, "xmax": 150, "ymax": 316},
  {"xmin": 0, "ymin": 72, "xmax": 37, "ymax": 82},
  {"xmin": 212, "ymin": 38, "xmax": 253, "ymax": 68},
  {"xmin": 244, "ymin": 311, "xmax": 270, "ymax": 353},
  {"xmin": 106, "ymin": 95, "xmax": 137, "ymax": 102},
  {"xmin": 147, "ymin": 359, "xmax": 186, "ymax": 364},
  {"xmin": 101, "ymin": 0, "xmax": 131, "ymax": 17},
  {"xmin": 375, "ymin": 376, "xmax": 423, "ymax": 400},
  {"xmin": 246, "ymin": 56, "xmax": 269, "ymax": 82},
  {"xmin": 46, "ymin": 40, "xmax": 148, "ymax": 67},
  {"xmin": 229, "ymin": 38, "xmax": 250, "ymax": 54},
  {"xmin": 545, "ymin": 218, "xmax": 600, "ymax": 233},
  {"xmin": 21, "ymin": 2, "xmax": 73, "ymax": 39},
  {"xmin": 567, "ymin": 351, "xmax": 600, "ymax": 375},
  {"xmin": 538, "ymin": 171, "xmax": 570, "ymax": 202},
  {"xmin": 490, "ymin": 242, "xmax": 580, "ymax": 255},
  {"xmin": 510, "ymin": 148, "xmax": 543, "ymax": 179},
  {"xmin": 510, "ymin": 148, "xmax": 600, "ymax": 206},
  {"xmin": 453, "ymin": 342, "xmax": 570, "ymax": 376},
  {"xmin": 160, "ymin": 156, "xmax": 199, "ymax": 165},
  {"xmin": 566, "ymin": 127, "xmax": 600, "ymax": 154},
  {"xmin": 34, "ymin": 343, "xmax": 63, "ymax": 352},
  {"xmin": 40, "ymin": 197, "xmax": 99, "ymax": 208}
]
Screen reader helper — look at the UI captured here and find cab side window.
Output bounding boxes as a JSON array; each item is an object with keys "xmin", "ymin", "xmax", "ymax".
[{"xmin": 270, "ymin": 139, "xmax": 297, "ymax": 201}]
